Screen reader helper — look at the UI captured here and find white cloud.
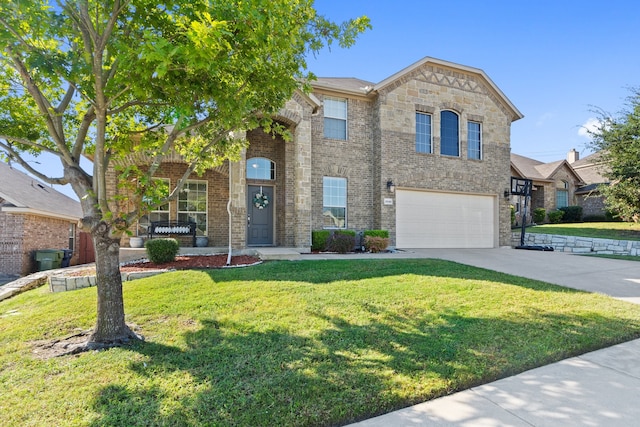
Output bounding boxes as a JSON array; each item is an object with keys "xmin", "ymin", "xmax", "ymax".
[{"xmin": 578, "ymin": 117, "xmax": 600, "ymax": 138}]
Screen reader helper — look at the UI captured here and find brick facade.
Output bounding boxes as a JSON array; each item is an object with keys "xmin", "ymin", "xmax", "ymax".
[
  {"xmin": 0, "ymin": 207, "xmax": 79, "ymax": 276},
  {"xmin": 112, "ymin": 57, "xmax": 520, "ymax": 250}
]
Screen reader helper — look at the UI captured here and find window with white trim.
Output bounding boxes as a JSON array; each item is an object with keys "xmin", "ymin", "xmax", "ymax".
[
  {"xmin": 178, "ymin": 180, "xmax": 208, "ymax": 234},
  {"xmin": 323, "ymin": 97, "xmax": 347, "ymax": 140},
  {"xmin": 139, "ymin": 178, "xmax": 170, "ymax": 234},
  {"xmin": 323, "ymin": 176, "xmax": 347, "ymax": 228},
  {"xmin": 467, "ymin": 121, "xmax": 482, "ymax": 160},
  {"xmin": 416, "ymin": 112, "xmax": 432, "ymax": 153},
  {"xmin": 440, "ymin": 110, "xmax": 460, "ymax": 156}
]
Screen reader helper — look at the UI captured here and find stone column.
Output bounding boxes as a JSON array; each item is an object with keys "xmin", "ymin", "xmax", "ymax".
[
  {"xmin": 229, "ymin": 133, "xmax": 247, "ymax": 249},
  {"xmin": 293, "ymin": 116, "xmax": 312, "ymax": 252}
]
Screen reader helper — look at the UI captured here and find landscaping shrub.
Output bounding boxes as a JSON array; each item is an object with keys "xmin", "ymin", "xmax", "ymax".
[
  {"xmin": 533, "ymin": 208, "xmax": 546, "ymax": 224},
  {"xmin": 364, "ymin": 235, "xmax": 389, "ymax": 253},
  {"xmin": 547, "ymin": 210, "xmax": 564, "ymax": 224},
  {"xmin": 559, "ymin": 205, "xmax": 583, "ymax": 223},
  {"xmin": 363, "ymin": 229, "xmax": 389, "ymax": 238},
  {"xmin": 510, "ymin": 205, "xmax": 516, "ymax": 227},
  {"xmin": 145, "ymin": 238, "xmax": 179, "ymax": 264},
  {"xmin": 327, "ymin": 231, "xmax": 356, "ymax": 253},
  {"xmin": 311, "ymin": 230, "xmax": 331, "ymax": 251}
]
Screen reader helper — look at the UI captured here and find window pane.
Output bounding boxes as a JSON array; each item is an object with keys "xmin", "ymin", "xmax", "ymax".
[
  {"xmin": 323, "ymin": 177, "xmax": 347, "ymax": 229},
  {"xmin": 324, "ymin": 97, "xmax": 347, "ymax": 140},
  {"xmin": 556, "ymin": 190, "xmax": 569, "ymax": 208},
  {"xmin": 247, "ymin": 157, "xmax": 276, "ymax": 180},
  {"xmin": 178, "ymin": 180, "xmax": 207, "ymax": 233},
  {"xmin": 468, "ymin": 121, "xmax": 481, "ymax": 160},
  {"xmin": 324, "ymin": 117, "xmax": 347, "ymax": 140},
  {"xmin": 440, "ymin": 111, "xmax": 459, "ymax": 156},
  {"xmin": 416, "ymin": 113, "xmax": 432, "ymax": 153}
]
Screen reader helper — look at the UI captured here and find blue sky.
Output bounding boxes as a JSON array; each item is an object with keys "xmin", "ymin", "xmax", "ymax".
[
  {"xmin": 309, "ymin": 0, "xmax": 640, "ymax": 161},
  {"xmin": 15, "ymin": 0, "xmax": 640, "ymax": 199}
]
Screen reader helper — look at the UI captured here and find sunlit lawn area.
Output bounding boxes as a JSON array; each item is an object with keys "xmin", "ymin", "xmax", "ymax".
[
  {"xmin": 526, "ymin": 222, "xmax": 640, "ymax": 241},
  {"xmin": 3, "ymin": 259, "xmax": 640, "ymax": 426}
]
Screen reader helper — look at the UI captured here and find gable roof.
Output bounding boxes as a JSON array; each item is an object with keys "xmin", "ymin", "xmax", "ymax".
[
  {"xmin": 375, "ymin": 56, "xmax": 523, "ymax": 122},
  {"xmin": 510, "ymin": 153, "xmax": 584, "ymax": 184},
  {"xmin": 311, "ymin": 56, "xmax": 524, "ymax": 122},
  {"xmin": 0, "ymin": 162, "xmax": 82, "ymax": 221}
]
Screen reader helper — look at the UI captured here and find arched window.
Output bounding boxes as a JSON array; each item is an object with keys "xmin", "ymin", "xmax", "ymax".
[
  {"xmin": 440, "ymin": 110, "xmax": 459, "ymax": 156},
  {"xmin": 247, "ymin": 157, "xmax": 275, "ymax": 180}
]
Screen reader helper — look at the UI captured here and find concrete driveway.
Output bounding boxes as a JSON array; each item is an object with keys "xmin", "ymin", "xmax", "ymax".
[{"xmin": 408, "ymin": 247, "xmax": 640, "ymax": 304}]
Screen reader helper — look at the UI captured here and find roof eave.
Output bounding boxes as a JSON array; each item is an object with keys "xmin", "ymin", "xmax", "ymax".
[{"xmin": 1, "ymin": 206, "xmax": 81, "ymax": 222}]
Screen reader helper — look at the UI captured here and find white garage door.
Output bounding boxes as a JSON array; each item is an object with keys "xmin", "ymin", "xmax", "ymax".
[{"xmin": 396, "ymin": 190, "xmax": 496, "ymax": 248}]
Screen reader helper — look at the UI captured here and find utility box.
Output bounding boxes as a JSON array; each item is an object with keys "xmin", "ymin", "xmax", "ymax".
[{"xmin": 35, "ymin": 250, "xmax": 64, "ymax": 271}]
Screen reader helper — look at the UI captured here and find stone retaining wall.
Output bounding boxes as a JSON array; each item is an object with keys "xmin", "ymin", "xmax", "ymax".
[
  {"xmin": 49, "ymin": 270, "xmax": 168, "ymax": 293},
  {"xmin": 511, "ymin": 232, "xmax": 640, "ymax": 256}
]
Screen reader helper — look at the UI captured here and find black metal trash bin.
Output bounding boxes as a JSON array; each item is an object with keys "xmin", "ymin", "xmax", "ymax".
[{"xmin": 61, "ymin": 249, "xmax": 74, "ymax": 268}]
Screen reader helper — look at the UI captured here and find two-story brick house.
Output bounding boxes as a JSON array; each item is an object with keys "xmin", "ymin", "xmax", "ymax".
[{"xmin": 116, "ymin": 56, "xmax": 522, "ymax": 250}]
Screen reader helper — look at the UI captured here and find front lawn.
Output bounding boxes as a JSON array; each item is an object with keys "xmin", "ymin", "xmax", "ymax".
[
  {"xmin": 3, "ymin": 259, "xmax": 640, "ymax": 426},
  {"xmin": 526, "ymin": 222, "xmax": 640, "ymax": 240}
]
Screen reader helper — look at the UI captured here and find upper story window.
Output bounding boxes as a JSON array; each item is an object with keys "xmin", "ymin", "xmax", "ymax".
[
  {"xmin": 467, "ymin": 121, "xmax": 482, "ymax": 160},
  {"xmin": 440, "ymin": 110, "xmax": 459, "ymax": 156},
  {"xmin": 416, "ymin": 112, "xmax": 432, "ymax": 153},
  {"xmin": 556, "ymin": 180, "xmax": 569, "ymax": 208},
  {"xmin": 322, "ymin": 176, "xmax": 347, "ymax": 229},
  {"xmin": 323, "ymin": 97, "xmax": 347, "ymax": 140},
  {"xmin": 247, "ymin": 157, "xmax": 275, "ymax": 180}
]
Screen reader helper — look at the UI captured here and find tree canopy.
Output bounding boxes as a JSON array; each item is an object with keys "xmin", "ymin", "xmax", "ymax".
[
  {"xmin": 0, "ymin": 0, "xmax": 370, "ymax": 347},
  {"xmin": 588, "ymin": 88, "xmax": 640, "ymax": 222}
]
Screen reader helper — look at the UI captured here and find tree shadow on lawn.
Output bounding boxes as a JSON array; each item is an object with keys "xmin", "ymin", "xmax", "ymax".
[{"xmin": 89, "ymin": 304, "xmax": 640, "ymax": 427}]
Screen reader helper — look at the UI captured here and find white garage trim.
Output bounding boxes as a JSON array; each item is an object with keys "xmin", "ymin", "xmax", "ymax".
[{"xmin": 396, "ymin": 189, "xmax": 497, "ymax": 248}]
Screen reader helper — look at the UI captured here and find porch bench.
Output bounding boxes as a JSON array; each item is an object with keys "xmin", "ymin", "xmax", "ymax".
[{"xmin": 148, "ymin": 221, "xmax": 197, "ymax": 247}]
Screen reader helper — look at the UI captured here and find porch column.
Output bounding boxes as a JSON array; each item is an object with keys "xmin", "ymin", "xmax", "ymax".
[
  {"xmin": 229, "ymin": 135, "xmax": 247, "ymax": 249},
  {"xmin": 293, "ymin": 116, "xmax": 312, "ymax": 251}
]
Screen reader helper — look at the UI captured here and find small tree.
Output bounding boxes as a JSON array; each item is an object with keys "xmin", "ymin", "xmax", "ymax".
[
  {"xmin": 588, "ymin": 88, "xmax": 640, "ymax": 222},
  {"xmin": 0, "ymin": 0, "xmax": 369, "ymax": 349}
]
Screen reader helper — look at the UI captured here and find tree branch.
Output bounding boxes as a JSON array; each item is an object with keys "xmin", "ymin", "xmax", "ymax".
[{"xmin": 0, "ymin": 141, "xmax": 67, "ymax": 185}]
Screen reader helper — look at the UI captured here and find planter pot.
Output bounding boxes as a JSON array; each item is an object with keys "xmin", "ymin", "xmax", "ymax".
[
  {"xmin": 129, "ymin": 237, "xmax": 144, "ymax": 248},
  {"xmin": 196, "ymin": 236, "xmax": 209, "ymax": 247}
]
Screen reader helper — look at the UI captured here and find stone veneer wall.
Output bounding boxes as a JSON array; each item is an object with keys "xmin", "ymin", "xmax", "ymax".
[
  {"xmin": 375, "ymin": 63, "xmax": 514, "ymax": 246},
  {"xmin": 512, "ymin": 232, "xmax": 640, "ymax": 256}
]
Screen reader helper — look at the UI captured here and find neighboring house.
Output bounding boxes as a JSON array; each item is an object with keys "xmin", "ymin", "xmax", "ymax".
[
  {"xmin": 111, "ymin": 56, "xmax": 523, "ymax": 250},
  {"xmin": 510, "ymin": 152, "xmax": 584, "ymax": 223},
  {"xmin": 569, "ymin": 150, "xmax": 609, "ymax": 218},
  {"xmin": 0, "ymin": 162, "xmax": 83, "ymax": 276}
]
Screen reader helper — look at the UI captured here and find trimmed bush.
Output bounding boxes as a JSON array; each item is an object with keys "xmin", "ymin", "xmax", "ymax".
[
  {"xmin": 510, "ymin": 205, "xmax": 516, "ymax": 227},
  {"xmin": 583, "ymin": 215, "xmax": 607, "ymax": 222},
  {"xmin": 533, "ymin": 208, "xmax": 546, "ymax": 224},
  {"xmin": 311, "ymin": 230, "xmax": 331, "ymax": 251},
  {"xmin": 363, "ymin": 229, "xmax": 389, "ymax": 239},
  {"xmin": 559, "ymin": 205, "xmax": 583, "ymax": 223},
  {"xmin": 145, "ymin": 238, "xmax": 179, "ymax": 264},
  {"xmin": 327, "ymin": 231, "xmax": 356, "ymax": 254},
  {"xmin": 547, "ymin": 210, "xmax": 564, "ymax": 224},
  {"xmin": 364, "ymin": 235, "xmax": 389, "ymax": 253}
]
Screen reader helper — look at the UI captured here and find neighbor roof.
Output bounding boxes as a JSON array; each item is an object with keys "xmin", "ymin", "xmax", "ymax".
[
  {"xmin": 510, "ymin": 153, "xmax": 584, "ymax": 184},
  {"xmin": 572, "ymin": 151, "xmax": 608, "ymax": 185},
  {"xmin": 0, "ymin": 162, "xmax": 82, "ymax": 221}
]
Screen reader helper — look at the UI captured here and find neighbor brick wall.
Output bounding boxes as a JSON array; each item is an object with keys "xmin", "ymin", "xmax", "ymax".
[{"xmin": 1, "ymin": 204, "xmax": 78, "ymax": 276}]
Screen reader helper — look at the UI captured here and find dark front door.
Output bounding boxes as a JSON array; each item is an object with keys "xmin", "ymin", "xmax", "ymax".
[{"xmin": 247, "ymin": 185, "xmax": 274, "ymax": 246}]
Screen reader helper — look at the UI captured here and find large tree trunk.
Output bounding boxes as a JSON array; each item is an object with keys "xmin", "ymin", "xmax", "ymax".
[{"xmin": 87, "ymin": 221, "xmax": 140, "ymax": 348}]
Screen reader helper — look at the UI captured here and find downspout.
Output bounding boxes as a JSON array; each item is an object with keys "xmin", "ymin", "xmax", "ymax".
[{"xmin": 226, "ymin": 161, "xmax": 233, "ymax": 266}]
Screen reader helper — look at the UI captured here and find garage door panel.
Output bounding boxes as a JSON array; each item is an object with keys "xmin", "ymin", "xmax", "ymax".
[{"xmin": 396, "ymin": 190, "xmax": 495, "ymax": 248}]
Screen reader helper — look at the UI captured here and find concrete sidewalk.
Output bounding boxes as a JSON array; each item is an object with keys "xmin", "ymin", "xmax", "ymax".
[{"xmin": 350, "ymin": 248, "xmax": 640, "ymax": 426}]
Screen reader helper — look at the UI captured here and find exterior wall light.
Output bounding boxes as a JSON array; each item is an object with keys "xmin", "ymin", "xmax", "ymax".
[{"xmin": 387, "ymin": 180, "xmax": 396, "ymax": 193}]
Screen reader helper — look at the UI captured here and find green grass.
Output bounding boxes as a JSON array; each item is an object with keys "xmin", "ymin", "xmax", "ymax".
[
  {"xmin": 3, "ymin": 259, "xmax": 640, "ymax": 426},
  {"xmin": 526, "ymin": 222, "xmax": 640, "ymax": 240}
]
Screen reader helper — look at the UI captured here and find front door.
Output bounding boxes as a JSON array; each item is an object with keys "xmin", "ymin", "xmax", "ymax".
[{"xmin": 247, "ymin": 185, "xmax": 274, "ymax": 246}]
